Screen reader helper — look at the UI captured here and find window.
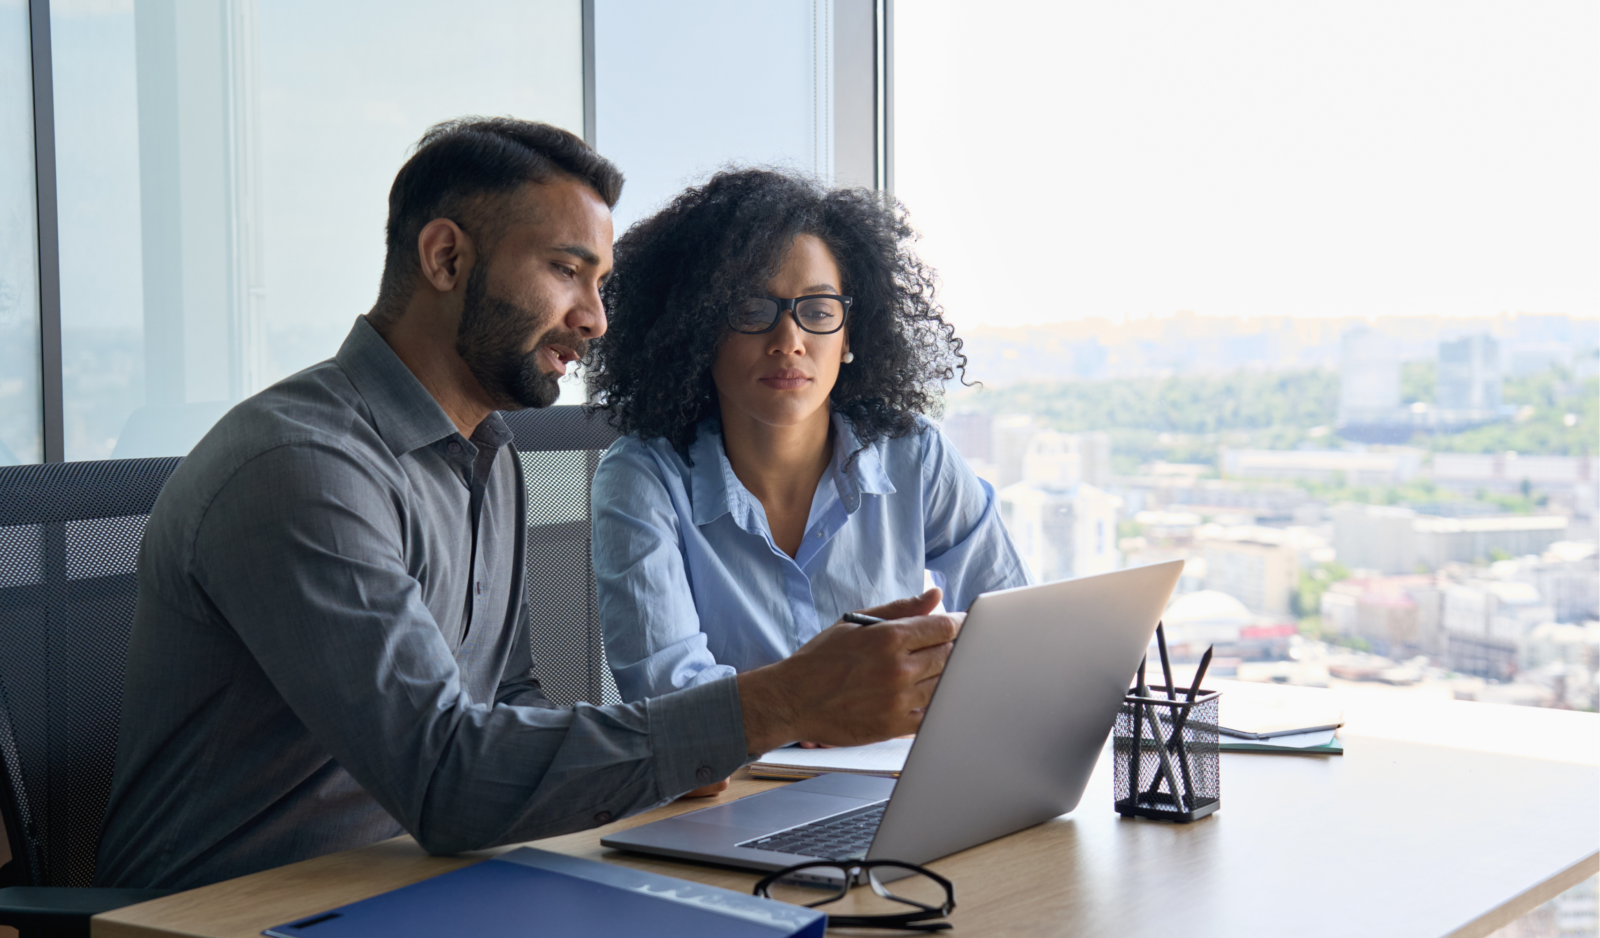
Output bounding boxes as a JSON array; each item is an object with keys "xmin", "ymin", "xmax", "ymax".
[
  {"xmin": 594, "ymin": 0, "xmax": 868, "ymax": 230},
  {"xmin": 49, "ymin": 0, "xmax": 583, "ymax": 460},
  {"xmin": 900, "ymin": 0, "xmax": 1598, "ymax": 711},
  {"xmin": 11, "ymin": 0, "xmax": 883, "ymax": 461},
  {"xmin": 0, "ymin": 0, "xmax": 41, "ymax": 465}
]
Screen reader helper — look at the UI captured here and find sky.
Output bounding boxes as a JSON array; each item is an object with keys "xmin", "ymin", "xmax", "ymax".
[{"xmin": 893, "ymin": 1, "xmax": 1600, "ymax": 331}]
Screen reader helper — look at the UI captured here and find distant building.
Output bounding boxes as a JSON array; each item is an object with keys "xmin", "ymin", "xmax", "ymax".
[
  {"xmin": 1021, "ymin": 431, "xmax": 1083, "ymax": 489},
  {"xmin": 1337, "ymin": 327, "xmax": 1401, "ymax": 426},
  {"xmin": 1161, "ymin": 590, "xmax": 1251, "ymax": 656},
  {"xmin": 1203, "ymin": 534, "xmax": 1298, "ymax": 616},
  {"xmin": 1160, "ymin": 478, "xmax": 1313, "ymax": 523},
  {"xmin": 1442, "ymin": 579, "xmax": 1552, "ymax": 642},
  {"xmin": 1220, "ymin": 447, "xmax": 1423, "ymax": 486},
  {"xmin": 975, "ymin": 416, "xmax": 1116, "ymax": 492},
  {"xmin": 1518, "ymin": 621, "xmax": 1600, "ymax": 675},
  {"xmin": 1332, "ymin": 503, "xmax": 1569, "ymax": 573},
  {"xmin": 1445, "ymin": 633, "xmax": 1518, "ymax": 682},
  {"xmin": 1505, "ymin": 341, "xmax": 1574, "ymax": 377},
  {"xmin": 939, "ymin": 410, "xmax": 992, "ymax": 464},
  {"xmin": 999, "ymin": 481, "xmax": 1121, "ymax": 583},
  {"xmin": 992, "ymin": 415, "xmax": 1036, "ymax": 488},
  {"xmin": 1319, "ymin": 575, "xmax": 1442, "ymax": 656},
  {"xmin": 1413, "ymin": 515, "xmax": 1570, "ymax": 570},
  {"xmin": 1433, "ymin": 448, "xmax": 1593, "ymax": 515},
  {"xmin": 1441, "ymin": 577, "xmax": 1550, "ymax": 685},
  {"xmin": 1436, "ymin": 334, "xmax": 1501, "ymax": 414},
  {"xmin": 1072, "ymin": 432, "xmax": 1113, "ymax": 487},
  {"xmin": 1020, "ymin": 430, "xmax": 1113, "ymax": 488},
  {"xmin": 1331, "ymin": 505, "xmax": 1427, "ymax": 574},
  {"xmin": 1503, "ymin": 542, "xmax": 1600, "ymax": 623}
]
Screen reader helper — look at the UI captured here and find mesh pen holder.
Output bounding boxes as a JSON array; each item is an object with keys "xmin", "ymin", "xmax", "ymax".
[{"xmin": 1113, "ymin": 686, "xmax": 1221, "ymax": 823}]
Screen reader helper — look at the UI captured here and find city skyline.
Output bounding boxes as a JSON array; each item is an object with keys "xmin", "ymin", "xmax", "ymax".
[{"xmin": 947, "ymin": 311, "xmax": 1599, "ymax": 387}]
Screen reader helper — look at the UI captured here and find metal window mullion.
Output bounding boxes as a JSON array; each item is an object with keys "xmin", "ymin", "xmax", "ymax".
[
  {"xmin": 581, "ymin": 0, "xmax": 596, "ymax": 148},
  {"xmin": 29, "ymin": 0, "xmax": 63, "ymax": 464},
  {"xmin": 876, "ymin": 0, "xmax": 893, "ymax": 194}
]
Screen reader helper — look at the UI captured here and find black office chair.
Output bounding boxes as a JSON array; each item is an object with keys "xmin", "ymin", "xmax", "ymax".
[
  {"xmin": 0, "ymin": 457, "xmax": 184, "ymax": 937},
  {"xmin": 504, "ymin": 404, "xmax": 623, "ymax": 706}
]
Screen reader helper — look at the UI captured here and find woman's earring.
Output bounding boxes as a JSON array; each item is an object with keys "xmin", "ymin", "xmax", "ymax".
[{"xmin": 842, "ymin": 351, "xmax": 855, "ymax": 364}]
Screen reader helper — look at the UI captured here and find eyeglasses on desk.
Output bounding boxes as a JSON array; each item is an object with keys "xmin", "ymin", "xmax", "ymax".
[{"xmin": 753, "ymin": 859, "xmax": 955, "ymax": 932}]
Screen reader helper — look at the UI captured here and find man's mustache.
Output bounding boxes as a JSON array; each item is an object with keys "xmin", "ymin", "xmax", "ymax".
[{"xmin": 532, "ymin": 328, "xmax": 589, "ymax": 364}]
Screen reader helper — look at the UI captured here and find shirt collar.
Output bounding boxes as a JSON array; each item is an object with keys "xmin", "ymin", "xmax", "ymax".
[
  {"xmin": 687, "ymin": 427, "xmax": 742, "ymax": 528},
  {"xmin": 828, "ymin": 411, "xmax": 896, "ymax": 510},
  {"xmin": 685, "ymin": 411, "xmax": 897, "ymax": 528},
  {"xmin": 335, "ymin": 316, "xmax": 469, "ymax": 457}
]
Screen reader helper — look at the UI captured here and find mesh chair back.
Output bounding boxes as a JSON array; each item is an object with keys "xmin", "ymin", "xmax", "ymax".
[
  {"xmin": 504, "ymin": 406, "xmax": 622, "ymax": 707},
  {"xmin": 0, "ymin": 457, "xmax": 181, "ymax": 888}
]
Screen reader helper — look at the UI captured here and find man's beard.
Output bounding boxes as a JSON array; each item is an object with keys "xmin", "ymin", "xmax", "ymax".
[{"xmin": 455, "ymin": 264, "xmax": 586, "ymax": 411}]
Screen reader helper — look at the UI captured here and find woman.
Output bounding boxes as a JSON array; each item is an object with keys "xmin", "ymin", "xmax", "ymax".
[{"xmin": 587, "ymin": 169, "xmax": 1029, "ymax": 708}]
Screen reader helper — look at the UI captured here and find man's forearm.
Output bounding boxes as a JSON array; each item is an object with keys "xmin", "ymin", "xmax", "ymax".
[{"xmin": 736, "ymin": 666, "xmax": 801, "ymax": 755}]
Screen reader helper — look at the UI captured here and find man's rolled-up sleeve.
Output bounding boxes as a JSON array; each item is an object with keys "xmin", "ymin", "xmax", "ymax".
[{"xmin": 191, "ymin": 442, "xmax": 749, "ymax": 854}]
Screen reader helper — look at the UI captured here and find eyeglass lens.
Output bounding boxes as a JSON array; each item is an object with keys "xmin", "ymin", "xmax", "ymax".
[
  {"xmin": 762, "ymin": 864, "xmax": 949, "ymax": 913},
  {"xmin": 730, "ymin": 296, "xmax": 846, "ymax": 334}
]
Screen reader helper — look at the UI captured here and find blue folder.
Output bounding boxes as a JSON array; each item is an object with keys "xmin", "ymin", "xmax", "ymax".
[{"xmin": 262, "ymin": 847, "xmax": 825, "ymax": 938}]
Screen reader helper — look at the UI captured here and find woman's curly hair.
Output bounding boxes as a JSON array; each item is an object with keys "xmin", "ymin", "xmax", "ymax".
[{"xmin": 587, "ymin": 168, "xmax": 967, "ymax": 461}]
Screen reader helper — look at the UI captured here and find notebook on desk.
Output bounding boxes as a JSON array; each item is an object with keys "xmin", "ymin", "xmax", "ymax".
[
  {"xmin": 747, "ymin": 738, "xmax": 911, "ymax": 780},
  {"xmin": 260, "ymin": 847, "xmax": 824, "ymax": 938},
  {"xmin": 1218, "ymin": 698, "xmax": 1345, "ymax": 739}
]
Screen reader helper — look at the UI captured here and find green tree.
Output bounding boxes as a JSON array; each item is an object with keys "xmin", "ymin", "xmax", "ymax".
[
  {"xmin": 1401, "ymin": 360, "xmax": 1435, "ymax": 404},
  {"xmin": 1293, "ymin": 561, "xmax": 1351, "ymax": 619}
]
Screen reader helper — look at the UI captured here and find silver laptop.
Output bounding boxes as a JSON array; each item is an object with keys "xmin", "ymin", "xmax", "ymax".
[{"xmin": 601, "ymin": 560, "xmax": 1185, "ymax": 875}]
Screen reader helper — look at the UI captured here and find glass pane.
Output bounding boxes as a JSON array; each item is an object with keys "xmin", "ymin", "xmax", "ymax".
[
  {"xmin": 0, "ymin": 0, "xmax": 42, "ymax": 466},
  {"xmin": 50, "ymin": 0, "xmax": 142, "ymax": 462},
  {"xmin": 52, "ymin": 0, "xmax": 583, "ymax": 460},
  {"xmin": 595, "ymin": 0, "xmax": 833, "ymax": 231},
  {"xmin": 901, "ymin": 2, "xmax": 1598, "ymax": 720}
]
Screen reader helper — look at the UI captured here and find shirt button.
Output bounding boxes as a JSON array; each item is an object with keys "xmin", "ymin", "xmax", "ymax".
[
  {"xmin": 475, "ymin": 580, "xmax": 483, "ymax": 596},
  {"xmin": 447, "ymin": 441, "xmax": 462, "ymax": 455},
  {"xmin": 695, "ymin": 765, "xmax": 714, "ymax": 784},
  {"xmin": 593, "ymin": 810, "xmax": 613, "ymax": 824}
]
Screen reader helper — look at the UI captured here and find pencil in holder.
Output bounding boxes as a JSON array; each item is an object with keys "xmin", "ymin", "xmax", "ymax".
[{"xmin": 1113, "ymin": 686, "xmax": 1221, "ymax": 823}]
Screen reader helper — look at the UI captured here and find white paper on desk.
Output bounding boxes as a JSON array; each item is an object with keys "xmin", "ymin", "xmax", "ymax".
[
  {"xmin": 751, "ymin": 738, "xmax": 912, "ymax": 776},
  {"xmin": 1225, "ymin": 729, "xmax": 1336, "ymax": 749},
  {"xmin": 1219, "ymin": 698, "xmax": 1344, "ymax": 738}
]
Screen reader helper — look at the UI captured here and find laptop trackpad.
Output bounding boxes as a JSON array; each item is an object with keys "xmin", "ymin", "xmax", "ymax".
[{"xmin": 680, "ymin": 775, "xmax": 894, "ymax": 833}]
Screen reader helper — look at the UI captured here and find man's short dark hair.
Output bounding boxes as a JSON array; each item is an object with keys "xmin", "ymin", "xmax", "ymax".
[{"xmin": 373, "ymin": 117, "xmax": 624, "ymax": 321}]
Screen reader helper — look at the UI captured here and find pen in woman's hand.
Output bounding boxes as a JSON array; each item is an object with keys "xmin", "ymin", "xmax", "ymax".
[{"xmin": 842, "ymin": 612, "xmax": 883, "ymax": 626}]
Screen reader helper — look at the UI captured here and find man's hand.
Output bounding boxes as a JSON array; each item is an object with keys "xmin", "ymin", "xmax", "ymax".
[
  {"xmin": 736, "ymin": 589, "xmax": 960, "ymax": 755},
  {"xmin": 680, "ymin": 778, "xmax": 731, "ymax": 798}
]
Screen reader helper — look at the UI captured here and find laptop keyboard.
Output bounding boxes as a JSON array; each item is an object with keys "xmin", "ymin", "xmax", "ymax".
[{"xmin": 738, "ymin": 801, "xmax": 888, "ymax": 860}]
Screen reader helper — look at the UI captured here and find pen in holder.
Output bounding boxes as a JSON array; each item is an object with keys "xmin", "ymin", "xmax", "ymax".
[{"xmin": 1113, "ymin": 682, "xmax": 1221, "ymax": 823}]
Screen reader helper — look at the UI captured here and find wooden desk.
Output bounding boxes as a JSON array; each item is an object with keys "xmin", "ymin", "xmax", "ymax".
[{"xmin": 94, "ymin": 704, "xmax": 1598, "ymax": 938}]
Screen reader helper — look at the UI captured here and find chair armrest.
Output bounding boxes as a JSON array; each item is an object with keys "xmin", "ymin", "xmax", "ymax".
[{"xmin": 0, "ymin": 886, "xmax": 181, "ymax": 936}]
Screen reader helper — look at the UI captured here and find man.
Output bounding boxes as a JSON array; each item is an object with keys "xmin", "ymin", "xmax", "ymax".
[{"xmin": 95, "ymin": 118, "xmax": 957, "ymax": 889}]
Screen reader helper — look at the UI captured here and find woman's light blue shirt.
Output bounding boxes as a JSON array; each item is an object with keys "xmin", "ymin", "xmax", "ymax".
[{"xmin": 591, "ymin": 413, "xmax": 1031, "ymax": 702}]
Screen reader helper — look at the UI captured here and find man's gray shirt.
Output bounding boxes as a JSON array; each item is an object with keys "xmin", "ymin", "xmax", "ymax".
[{"xmin": 95, "ymin": 318, "xmax": 749, "ymax": 889}]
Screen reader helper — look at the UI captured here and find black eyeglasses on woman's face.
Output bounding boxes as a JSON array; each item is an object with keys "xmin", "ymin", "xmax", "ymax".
[
  {"xmin": 753, "ymin": 859, "xmax": 955, "ymax": 932},
  {"xmin": 729, "ymin": 294, "xmax": 853, "ymax": 335}
]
